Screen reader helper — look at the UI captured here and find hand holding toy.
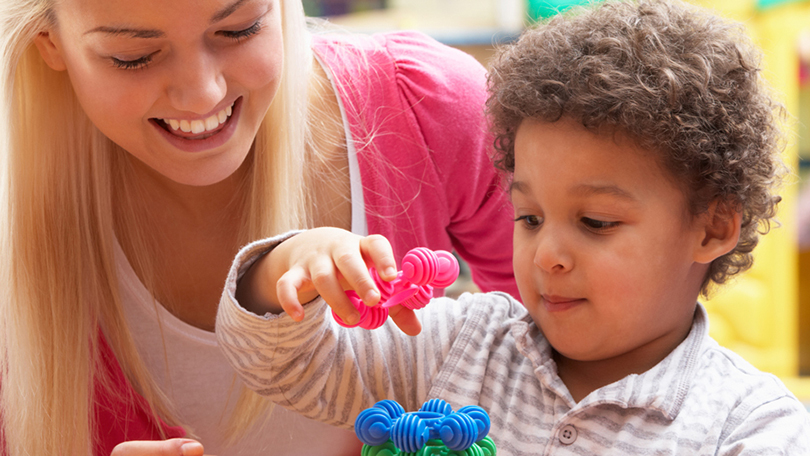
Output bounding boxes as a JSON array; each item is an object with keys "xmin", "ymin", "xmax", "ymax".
[{"xmin": 332, "ymin": 247, "xmax": 459, "ymax": 330}]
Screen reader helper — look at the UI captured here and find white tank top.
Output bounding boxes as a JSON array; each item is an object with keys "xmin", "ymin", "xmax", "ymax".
[{"xmin": 118, "ymin": 246, "xmax": 361, "ymax": 455}]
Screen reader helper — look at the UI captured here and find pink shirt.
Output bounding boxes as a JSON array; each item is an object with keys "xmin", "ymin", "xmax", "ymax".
[{"xmin": 317, "ymin": 31, "xmax": 518, "ymax": 297}]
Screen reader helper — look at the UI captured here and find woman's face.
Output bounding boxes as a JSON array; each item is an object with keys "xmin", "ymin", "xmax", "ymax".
[{"xmin": 36, "ymin": 0, "xmax": 283, "ymax": 186}]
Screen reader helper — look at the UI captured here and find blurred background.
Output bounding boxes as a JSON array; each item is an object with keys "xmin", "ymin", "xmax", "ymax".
[{"xmin": 305, "ymin": 0, "xmax": 810, "ymax": 410}]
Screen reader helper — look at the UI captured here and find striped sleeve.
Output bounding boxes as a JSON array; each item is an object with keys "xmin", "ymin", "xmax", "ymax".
[{"xmin": 215, "ymin": 234, "xmax": 470, "ymax": 427}]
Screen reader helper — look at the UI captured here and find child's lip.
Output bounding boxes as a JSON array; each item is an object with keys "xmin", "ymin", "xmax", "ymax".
[
  {"xmin": 541, "ymin": 294, "xmax": 585, "ymax": 312},
  {"xmin": 542, "ymin": 294, "xmax": 581, "ymax": 304}
]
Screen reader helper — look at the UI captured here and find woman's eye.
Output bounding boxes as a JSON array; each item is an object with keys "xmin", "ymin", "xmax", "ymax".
[
  {"xmin": 112, "ymin": 53, "xmax": 155, "ymax": 70},
  {"xmin": 581, "ymin": 217, "xmax": 620, "ymax": 232},
  {"xmin": 514, "ymin": 215, "xmax": 543, "ymax": 229},
  {"xmin": 219, "ymin": 19, "xmax": 263, "ymax": 41}
]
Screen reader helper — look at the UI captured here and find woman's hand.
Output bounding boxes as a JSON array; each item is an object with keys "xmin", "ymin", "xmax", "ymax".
[
  {"xmin": 111, "ymin": 438, "xmax": 211, "ymax": 456},
  {"xmin": 236, "ymin": 227, "xmax": 422, "ymax": 335}
]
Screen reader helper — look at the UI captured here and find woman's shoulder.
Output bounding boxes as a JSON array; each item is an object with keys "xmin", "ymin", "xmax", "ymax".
[{"xmin": 312, "ymin": 30, "xmax": 486, "ymax": 98}]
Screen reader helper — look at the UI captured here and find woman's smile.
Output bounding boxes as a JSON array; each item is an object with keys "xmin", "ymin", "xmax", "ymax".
[
  {"xmin": 150, "ymin": 96, "xmax": 243, "ymax": 153},
  {"xmin": 158, "ymin": 99, "xmax": 235, "ymax": 138}
]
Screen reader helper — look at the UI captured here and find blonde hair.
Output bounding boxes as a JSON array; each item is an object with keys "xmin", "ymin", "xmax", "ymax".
[{"xmin": 0, "ymin": 0, "xmax": 315, "ymax": 454}]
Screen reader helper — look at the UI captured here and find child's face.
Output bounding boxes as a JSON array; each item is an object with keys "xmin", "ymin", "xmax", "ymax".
[{"xmin": 511, "ymin": 117, "xmax": 709, "ymax": 370}]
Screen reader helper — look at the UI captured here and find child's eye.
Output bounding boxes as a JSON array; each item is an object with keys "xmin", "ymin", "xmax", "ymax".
[
  {"xmin": 218, "ymin": 19, "xmax": 263, "ymax": 42},
  {"xmin": 514, "ymin": 215, "xmax": 543, "ymax": 229},
  {"xmin": 112, "ymin": 52, "xmax": 156, "ymax": 70},
  {"xmin": 581, "ymin": 217, "xmax": 620, "ymax": 232}
]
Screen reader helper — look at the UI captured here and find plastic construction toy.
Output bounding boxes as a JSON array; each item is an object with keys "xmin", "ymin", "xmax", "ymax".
[
  {"xmin": 332, "ymin": 247, "xmax": 459, "ymax": 330},
  {"xmin": 354, "ymin": 399, "xmax": 496, "ymax": 456}
]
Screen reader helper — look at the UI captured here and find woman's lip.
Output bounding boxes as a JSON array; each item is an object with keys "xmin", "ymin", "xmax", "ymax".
[
  {"xmin": 542, "ymin": 295, "xmax": 585, "ymax": 312},
  {"xmin": 150, "ymin": 97, "xmax": 242, "ymax": 153}
]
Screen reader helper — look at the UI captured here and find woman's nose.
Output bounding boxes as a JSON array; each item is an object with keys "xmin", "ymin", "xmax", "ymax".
[
  {"xmin": 165, "ymin": 49, "xmax": 227, "ymax": 115},
  {"xmin": 533, "ymin": 226, "xmax": 573, "ymax": 273}
]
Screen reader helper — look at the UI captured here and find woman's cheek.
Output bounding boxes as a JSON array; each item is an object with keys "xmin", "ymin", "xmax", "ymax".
[{"xmin": 230, "ymin": 33, "xmax": 284, "ymax": 90}]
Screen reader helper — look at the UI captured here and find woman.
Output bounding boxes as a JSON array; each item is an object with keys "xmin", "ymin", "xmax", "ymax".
[{"xmin": 0, "ymin": 0, "xmax": 517, "ymax": 455}]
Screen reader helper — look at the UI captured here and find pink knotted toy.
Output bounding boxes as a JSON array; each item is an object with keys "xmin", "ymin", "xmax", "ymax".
[{"xmin": 332, "ymin": 247, "xmax": 460, "ymax": 330}]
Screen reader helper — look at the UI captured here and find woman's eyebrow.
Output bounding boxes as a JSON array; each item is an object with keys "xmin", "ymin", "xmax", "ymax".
[
  {"xmin": 84, "ymin": 27, "xmax": 163, "ymax": 38},
  {"xmin": 211, "ymin": 0, "xmax": 252, "ymax": 23},
  {"xmin": 83, "ymin": 0, "xmax": 255, "ymax": 38}
]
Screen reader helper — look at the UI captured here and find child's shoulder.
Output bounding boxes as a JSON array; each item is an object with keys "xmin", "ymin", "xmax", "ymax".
[
  {"xmin": 683, "ymin": 333, "xmax": 807, "ymax": 429},
  {"xmin": 674, "ymin": 307, "xmax": 796, "ymax": 407},
  {"xmin": 686, "ymin": 338, "xmax": 810, "ymax": 449},
  {"xmin": 651, "ymin": 309, "xmax": 810, "ymax": 450},
  {"xmin": 698, "ymin": 337, "xmax": 798, "ymax": 403}
]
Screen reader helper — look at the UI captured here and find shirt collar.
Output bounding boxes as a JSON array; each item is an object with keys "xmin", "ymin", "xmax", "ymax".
[{"xmin": 510, "ymin": 303, "xmax": 709, "ymax": 420}]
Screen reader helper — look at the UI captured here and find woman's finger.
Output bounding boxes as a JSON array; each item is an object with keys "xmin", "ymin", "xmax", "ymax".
[{"xmin": 111, "ymin": 438, "xmax": 205, "ymax": 456}]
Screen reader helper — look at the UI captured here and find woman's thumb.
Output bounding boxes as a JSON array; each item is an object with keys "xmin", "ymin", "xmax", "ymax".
[{"xmin": 110, "ymin": 438, "xmax": 205, "ymax": 456}]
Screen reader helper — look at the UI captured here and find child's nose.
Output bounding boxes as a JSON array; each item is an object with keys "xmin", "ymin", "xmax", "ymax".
[
  {"xmin": 165, "ymin": 50, "xmax": 227, "ymax": 115},
  {"xmin": 533, "ymin": 227, "xmax": 573, "ymax": 273}
]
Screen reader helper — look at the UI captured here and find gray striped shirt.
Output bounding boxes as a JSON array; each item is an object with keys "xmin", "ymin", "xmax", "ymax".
[{"xmin": 216, "ymin": 235, "xmax": 810, "ymax": 455}]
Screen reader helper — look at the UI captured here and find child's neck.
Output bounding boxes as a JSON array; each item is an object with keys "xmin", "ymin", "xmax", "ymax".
[{"xmin": 553, "ymin": 321, "xmax": 693, "ymax": 403}]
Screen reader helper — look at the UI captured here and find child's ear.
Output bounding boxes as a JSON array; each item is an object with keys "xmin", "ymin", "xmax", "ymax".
[
  {"xmin": 33, "ymin": 30, "xmax": 67, "ymax": 72},
  {"xmin": 693, "ymin": 200, "xmax": 742, "ymax": 264}
]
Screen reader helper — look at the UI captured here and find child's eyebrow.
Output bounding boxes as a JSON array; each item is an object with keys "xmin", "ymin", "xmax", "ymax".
[
  {"xmin": 508, "ymin": 181, "xmax": 529, "ymax": 195},
  {"xmin": 573, "ymin": 184, "xmax": 637, "ymax": 201}
]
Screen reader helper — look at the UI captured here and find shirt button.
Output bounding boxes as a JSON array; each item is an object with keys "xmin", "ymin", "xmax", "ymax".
[{"xmin": 559, "ymin": 424, "xmax": 577, "ymax": 445}]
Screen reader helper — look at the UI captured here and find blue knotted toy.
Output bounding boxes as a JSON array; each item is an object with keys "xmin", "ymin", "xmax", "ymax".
[{"xmin": 354, "ymin": 399, "xmax": 496, "ymax": 455}]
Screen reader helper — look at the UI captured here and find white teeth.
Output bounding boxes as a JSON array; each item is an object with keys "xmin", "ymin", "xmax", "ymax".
[
  {"xmin": 204, "ymin": 115, "xmax": 219, "ymax": 131},
  {"xmin": 162, "ymin": 101, "xmax": 235, "ymax": 136},
  {"xmin": 190, "ymin": 119, "xmax": 205, "ymax": 134}
]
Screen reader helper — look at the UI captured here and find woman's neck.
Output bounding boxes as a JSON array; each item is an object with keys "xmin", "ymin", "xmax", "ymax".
[
  {"xmin": 124, "ymin": 152, "xmax": 250, "ymax": 226},
  {"xmin": 113, "ymin": 153, "xmax": 249, "ymax": 331}
]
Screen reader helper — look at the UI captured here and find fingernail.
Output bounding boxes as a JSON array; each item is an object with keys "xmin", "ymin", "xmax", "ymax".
[
  {"xmin": 384, "ymin": 267, "xmax": 396, "ymax": 278},
  {"xmin": 347, "ymin": 312, "xmax": 360, "ymax": 325},
  {"xmin": 181, "ymin": 442, "xmax": 203, "ymax": 456}
]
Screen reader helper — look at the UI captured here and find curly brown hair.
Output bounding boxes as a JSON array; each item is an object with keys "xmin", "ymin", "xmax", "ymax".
[{"xmin": 486, "ymin": 0, "xmax": 787, "ymax": 295}]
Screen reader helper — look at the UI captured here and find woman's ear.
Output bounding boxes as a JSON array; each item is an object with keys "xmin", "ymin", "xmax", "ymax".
[
  {"xmin": 693, "ymin": 200, "xmax": 742, "ymax": 264},
  {"xmin": 34, "ymin": 30, "xmax": 67, "ymax": 71}
]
